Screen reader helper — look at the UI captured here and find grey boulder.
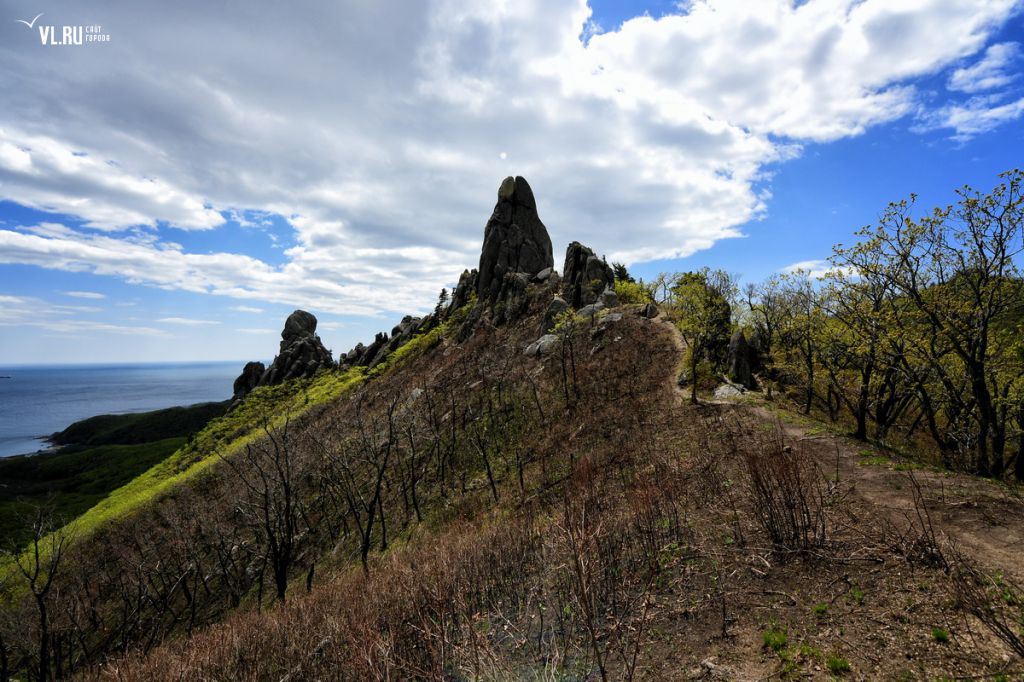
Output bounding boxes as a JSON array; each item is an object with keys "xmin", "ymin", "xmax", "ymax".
[{"xmin": 525, "ymin": 334, "xmax": 560, "ymax": 357}]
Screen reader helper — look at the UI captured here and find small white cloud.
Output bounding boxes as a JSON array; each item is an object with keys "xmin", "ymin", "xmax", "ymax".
[
  {"xmin": 53, "ymin": 305, "xmax": 103, "ymax": 313},
  {"xmin": 157, "ymin": 317, "xmax": 222, "ymax": 326},
  {"xmin": 64, "ymin": 290, "xmax": 106, "ymax": 299},
  {"xmin": 915, "ymin": 94, "xmax": 1024, "ymax": 141},
  {"xmin": 948, "ymin": 42, "xmax": 1020, "ymax": 93},
  {"xmin": 237, "ymin": 328, "xmax": 275, "ymax": 334},
  {"xmin": 37, "ymin": 320, "xmax": 167, "ymax": 336},
  {"xmin": 781, "ymin": 259, "xmax": 833, "ymax": 278},
  {"xmin": 230, "ymin": 305, "xmax": 264, "ymax": 313},
  {"xmin": 0, "ymin": 294, "xmax": 166, "ymax": 336}
]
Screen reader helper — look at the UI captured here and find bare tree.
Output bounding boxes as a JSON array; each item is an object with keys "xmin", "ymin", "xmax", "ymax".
[
  {"xmin": 10, "ymin": 507, "xmax": 73, "ymax": 682},
  {"xmin": 220, "ymin": 417, "xmax": 310, "ymax": 602},
  {"xmin": 317, "ymin": 393, "xmax": 400, "ymax": 573}
]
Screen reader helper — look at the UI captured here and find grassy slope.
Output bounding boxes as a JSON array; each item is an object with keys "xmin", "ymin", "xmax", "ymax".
[{"xmin": 47, "ymin": 311, "xmax": 456, "ymax": 543}]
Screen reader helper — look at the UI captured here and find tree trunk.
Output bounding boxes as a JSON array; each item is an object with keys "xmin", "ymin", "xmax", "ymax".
[
  {"xmin": 38, "ymin": 598, "xmax": 49, "ymax": 682},
  {"xmin": 690, "ymin": 351, "xmax": 699, "ymax": 404}
]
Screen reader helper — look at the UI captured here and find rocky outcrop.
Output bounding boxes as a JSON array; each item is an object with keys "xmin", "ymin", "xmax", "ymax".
[
  {"xmin": 260, "ymin": 310, "xmax": 336, "ymax": 385},
  {"xmin": 727, "ymin": 330, "xmax": 758, "ymax": 390},
  {"xmin": 477, "ymin": 176, "xmax": 554, "ymax": 314},
  {"xmin": 341, "ymin": 332, "xmax": 387, "ymax": 369},
  {"xmin": 562, "ymin": 241, "xmax": 614, "ymax": 309},
  {"xmin": 714, "ymin": 382, "xmax": 746, "ymax": 399},
  {"xmin": 448, "ymin": 269, "xmax": 479, "ymax": 316},
  {"xmin": 372, "ymin": 316, "xmax": 423, "ymax": 366},
  {"xmin": 232, "ymin": 361, "xmax": 265, "ymax": 402},
  {"xmin": 340, "ymin": 315, "xmax": 432, "ymax": 370}
]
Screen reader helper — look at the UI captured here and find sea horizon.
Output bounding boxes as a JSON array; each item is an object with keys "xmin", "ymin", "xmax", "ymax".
[
  {"xmin": 0, "ymin": 359, "xmax": 259, "ymax": 370},
  {"xmin": 0, "ymin": 361, "xmax": 255, "ymax": 458}
]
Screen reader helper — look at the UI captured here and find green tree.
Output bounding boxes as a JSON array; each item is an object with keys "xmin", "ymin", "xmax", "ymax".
[
  {"xmin": 775, "ymin": 272, "xmax": 824, "ymax": 415},
  {"xmin": 853, "ymin": 171, "xmax": 1024, "ymax": 475},
  {"xmin": 745, "ymin": 276, "xmax": 791, "ymax": 400},
  {"xmin": 672, "ymin": 268, "xmax": 734, "ymax": 403},
  {"xmin": 611, "ymin": 261, "xmax": 634, "ymax": 282},
  {"xmin": 433, "ymin": 288, "xmax": 449, "ymax": 321}
]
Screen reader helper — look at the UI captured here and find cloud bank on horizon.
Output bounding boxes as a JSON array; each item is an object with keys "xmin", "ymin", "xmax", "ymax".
[{"xmin": 0, "ymin": 0, "xmax": 1022, "ymax": 322}]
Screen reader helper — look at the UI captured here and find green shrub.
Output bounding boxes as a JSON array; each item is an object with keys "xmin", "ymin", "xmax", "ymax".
[
  {"xmin": 763, "ymin": 625, "xmax": 788, "ymax": 652},
  {"xmin": 826, "ymin": 654, "xmax": 851, "ymax": 674},
  {"xmin": 932, "ymin": 627, "xmax": 950, "ymax": 643},
  {"xmin": 614, "ymin": 278, "xmax": 654, "ymax": 304}
]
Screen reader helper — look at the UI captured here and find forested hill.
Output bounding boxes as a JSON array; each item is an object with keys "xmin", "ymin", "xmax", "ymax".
[{"xmin": 2, "ymin": 172, "xmax": 1023, "ymax": 680}]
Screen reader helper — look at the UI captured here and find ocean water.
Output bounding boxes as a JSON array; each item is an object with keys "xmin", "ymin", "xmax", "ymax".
[{"xmin": 0, "ymin": 362, "xmax": 244, "ymax": 458}]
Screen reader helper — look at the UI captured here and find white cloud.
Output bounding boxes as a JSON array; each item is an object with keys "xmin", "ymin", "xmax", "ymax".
[
  {"xmin": 948, "ymin": 42, "xmax": 1020, "ymax": 93},
  {"xmin": 157, "ymin": 317, "xmax": 222, "ymax": 326},
  {"xmin": 237, "ymin": 328, "xmax": 275, "ymax": 334},
  {"xmin": 230, "ymin": 305, "xmax": 264, "ymax": 313},
  {"xmin": 0, "ymin": 0, "xmax": 1019, "ymax": 316},
  {"xmin": 64, "ymin": 290, "xmax": 106, "ymax": 299},
  {"xmin": 54, "ymin": 305, "xmax": 103, "ymax": 313},
  {"xmin": 0, "ymin": 129, "xmax": 224, "ymax": 231},
  {"xmin": 781, "ymin": 259, "xmax": 860, "ymax": 279},
  {"xmin": 0, "ymin": 226, "xmax": 433, "ymax": 316},
  {"xmin": 0, "ymin": 294, "xmax": 166, "ymax": 336},
  {"xmin": 782, "ymin": 259, "xmax": 832, "ymax": 278},
  {"xmin": 915, "ymin": 95, "xmax": 1024, "ymax": 141}
]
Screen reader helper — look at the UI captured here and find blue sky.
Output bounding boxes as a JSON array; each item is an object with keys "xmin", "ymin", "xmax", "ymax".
[{"xmin": 0, "ymin": 0, "xmax": 1022, "ymax": 364}]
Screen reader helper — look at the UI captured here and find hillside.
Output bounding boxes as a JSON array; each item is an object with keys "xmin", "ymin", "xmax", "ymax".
[
  {"xmin": 0, "ymin": 401, "xmax": 228, "ymax": 547},
  {"xmin": 2, "ymin": 177, "xmax": 1023, "ymax": 681}
]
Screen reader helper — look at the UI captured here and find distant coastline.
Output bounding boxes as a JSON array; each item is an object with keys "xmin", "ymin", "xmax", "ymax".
[{"xmin": 0, "ymin": 361, "xmax": 243, "ymax": 458}]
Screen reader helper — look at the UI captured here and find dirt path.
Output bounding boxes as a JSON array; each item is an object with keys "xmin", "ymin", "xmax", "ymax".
[
  {"xmin": 656, "ymin": 315, "xmax": 1024, "ymax": 582},
  {"xmin": 657, "ymin": 315, "xmax": 688, "ymax": 399},
  {"xmin": 760, "ymin": 404, "xmax": 1024, "ymax": 583}
]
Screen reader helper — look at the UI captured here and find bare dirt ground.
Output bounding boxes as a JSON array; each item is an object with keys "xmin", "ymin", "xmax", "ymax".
[{"xmin": 761, "ymin": 404, "xmax": 1024, "ymax": 585}]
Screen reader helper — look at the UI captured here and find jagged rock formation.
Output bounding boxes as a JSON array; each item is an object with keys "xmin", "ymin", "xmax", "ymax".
[
  {"xmin": 562, "ymin": 241, "xmax": 614, "ymax": 309},
  {"xmin": 727, "ymin": 330, "xmax": 758, "ymax": 390},
  {"xmin": 341, "ymin": 332, "xmax": 388, "ymax": 369},
  {"xmin": 340, "ymin": 316, "xmax": 431, "ymax": 370},
  {"xmin": 239, "ymin": 178, "xmax": 564, "ymax": 401},
  {"xmin": 259, "ymin": 310, "xmax": 336, "ymax": 385},
  {"xmin": 476, "ymin": 176, "xmax": 554, "ymax": 322},
  {"xmin": 374, "ymin": 315, "xmax": 424, "ymax": 366},
  {"xmin": 448, "ymin": 269, "xmax": 479, "ymax": 316},
  {"xmin": 232, "ymin": 361, "xmax": 265, "ymax": 402}
]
